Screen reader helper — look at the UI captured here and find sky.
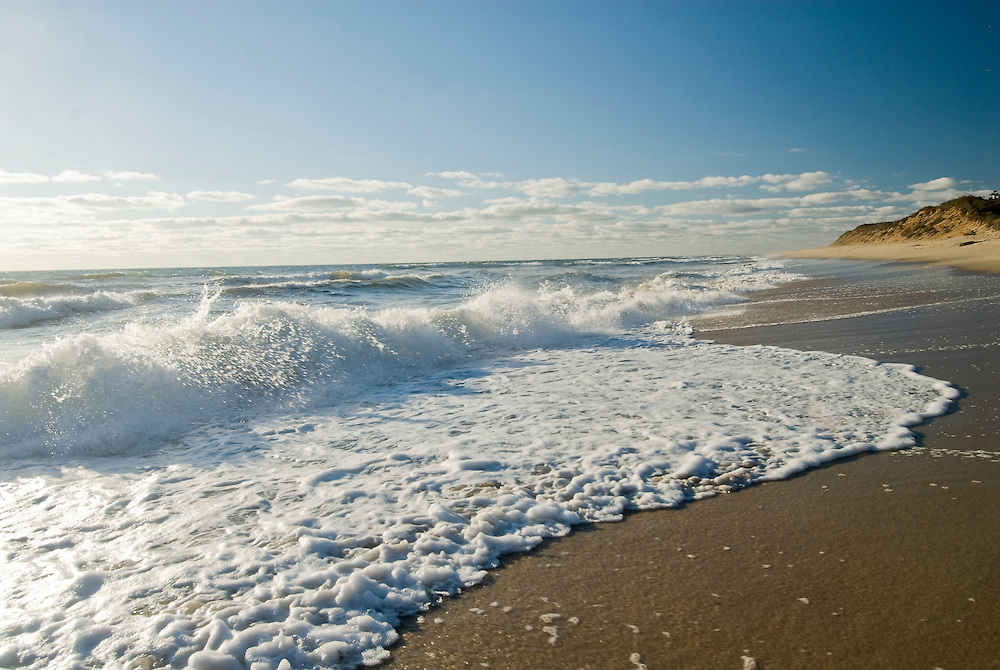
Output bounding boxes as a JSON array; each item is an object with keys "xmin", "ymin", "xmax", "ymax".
[{"xmin": 1, "ymin": 0, "xmax": 997, "ymax": 271}]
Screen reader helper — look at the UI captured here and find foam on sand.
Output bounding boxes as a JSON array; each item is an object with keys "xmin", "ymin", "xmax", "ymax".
[{"xmin": 0, "ymin": 323, "xmax": 956, "ymax": 669}]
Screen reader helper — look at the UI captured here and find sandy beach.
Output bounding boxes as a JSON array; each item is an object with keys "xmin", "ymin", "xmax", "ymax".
[
  {"xmin": 784, "ymin": 236, "xmax": 1000, "ymax": 274},
  {"xmin": 383, "ymin": 256, "xmax": 1000, "ymax": 669}
]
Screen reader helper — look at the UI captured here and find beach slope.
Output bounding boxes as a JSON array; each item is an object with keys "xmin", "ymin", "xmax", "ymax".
[
  {"xmin": 785, "ymin": 195, "xmax": 1000, "ymax": 273},
  {"xmin": 384, "ymin": 261, "xmax": 1000, "ymax": 669}
]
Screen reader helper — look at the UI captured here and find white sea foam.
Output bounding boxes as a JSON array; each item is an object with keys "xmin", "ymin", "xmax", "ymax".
[
  {"xmin": 0, "ymin": 258, "xmax": 958, "ymax": 669},
  {"xmin": 0, "ymin": 290, "xmax": 151, "ymax": 329},
  {"xmin": 0, "ymin": 326, "xmax": 955, "ymax": 669},
  {"xmin": 0, "ymin": 262, "xmax": 796, "ymax": 459}
]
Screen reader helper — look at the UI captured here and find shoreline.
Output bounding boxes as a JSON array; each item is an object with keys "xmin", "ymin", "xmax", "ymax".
[
  {"xmin": 383, "ymin": 259, "xmax": 1000, "ymax": 669},
  {"xmin": 782, "ymin": 236, "xmax": 1000, "ymax": 274}
]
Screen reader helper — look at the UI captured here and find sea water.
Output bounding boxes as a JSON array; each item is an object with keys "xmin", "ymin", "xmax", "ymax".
[{"xmin": 0, "ymin": 257, "xmax": 956, "ymax": 669}]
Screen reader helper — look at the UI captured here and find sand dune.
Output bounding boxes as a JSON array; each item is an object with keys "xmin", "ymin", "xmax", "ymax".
[{"xmin": 784, "ymin": 195, "xmax": 1000, "ymax": 273}]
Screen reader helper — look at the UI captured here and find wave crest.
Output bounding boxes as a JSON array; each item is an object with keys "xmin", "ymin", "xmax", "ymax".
[
  {"xmin": 0, "ymin": 291, "xmax": 153, "ymax": 330},
  {"xmin": 0, "ymin": 263, "xmax": 795, "ymax": 458}
]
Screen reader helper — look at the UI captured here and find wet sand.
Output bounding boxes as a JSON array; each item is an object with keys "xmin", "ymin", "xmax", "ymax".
[{"xmin": 383, "ymin": 259, "xmax": 1000, "ymax": 670}]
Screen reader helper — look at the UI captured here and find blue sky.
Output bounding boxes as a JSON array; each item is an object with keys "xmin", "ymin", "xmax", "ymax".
[{"xmin": 1, "ymin": 0, "xmax": 996, "ymax": 270}]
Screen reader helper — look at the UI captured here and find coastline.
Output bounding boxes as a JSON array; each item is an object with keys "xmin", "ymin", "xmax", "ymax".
[
  {"xmin": 783, "ymin": 236, "xmax": 1000, "ymax": 274},
  {"xmin": 383, "ymin": 258, "xmax": 1000, "ymax": 669}
]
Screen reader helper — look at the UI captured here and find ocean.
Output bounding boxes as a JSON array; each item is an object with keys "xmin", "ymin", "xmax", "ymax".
[{"xmin": 0, "ymin": 257, "xmax": 956, "ymax": 669}]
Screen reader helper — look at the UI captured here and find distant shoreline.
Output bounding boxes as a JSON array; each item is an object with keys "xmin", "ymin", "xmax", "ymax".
[
  {"xmin": 782, "ymin": 236, "xmax": 1000, "ymax": 274},
  {"xmin": 783, "ymin": 194, "xmax": 1000, "ymax": 274}
]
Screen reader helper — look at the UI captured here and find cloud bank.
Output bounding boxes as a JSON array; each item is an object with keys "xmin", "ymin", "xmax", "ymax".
[{"xmin": 0, "ymin": 167, "xmax": 986, "ymax": 271}]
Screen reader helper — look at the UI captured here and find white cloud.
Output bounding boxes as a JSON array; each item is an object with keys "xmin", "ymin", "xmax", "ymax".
[
  {"xmin": 593, "ymin": 178, "xmax": 688, "ymax": 196},
  {"xmin": 0, "ymin": 168, "xmax": 102, "ymax": 184},
  {"xmin": 660, "ymin": 198, "xmax": 773, "ymax": 216},
  {"xmin": 908, "ymin": 177, "xmax": 959, "ymax": 192},
  {"xmin": 431, "ymin": 171, "xmax": 509, "ymax": 189},
  {"xmin": 517, "ymin": 177, "xmax": 582, "ymax": 198},
  {"xmin": 483, "ymin": 196, "xmax": 525, "ymax": 206},
  {"xmin": 0, "ymin": 169, "xmax": 51, "ymax": 184},
  {"xmin": 695, "ymin": 175, "xmax": 759, "ymax": 189},
  {"xmin": 356, "ymin": 199, "xmax": 421, "ymax": 212},
  {"xmin": 407, "ymin": 186, "xmax": 464, "ymax": 199},
  {"xmin": 587, "ymin": 173, "xmax": 823, "ymax": 196},
  {"xmin": 841, "ymin": 188, "xmax": 891, "ymax": 200},
  {"xmin": 587, "ymin": 181, "xmax": 633, "ymax": 196},
  {"xmin": 0, "ymin": 168, "xmax": 161, "ymax": 185},
  {"xmin": 247, "ymin": 195, "xmax": 367, "ymax": 211},
  {"xmin": 288, "ymin": 177, "xmax": 412, "ymax": 192},
  {"xmin": 0, "ymin": 196, "xmax": 84, "ymax": 224},
  {"xmin": 785, "ymin": 204, "xmax": 903, "ymax": 219},
  {"xmin": 4, "ymin": 166, "xmax": 989, "ymax": 270},
  {"xmin": 0, "ymin": 192, "xmax": 186, "ymax": 227},
  {"xmin": 877, "ymin": 178, "xmax": 985, "ymax": 206},
  {"xmin": 101, "ymin": 170, "xmax": 160, "ymax": 181},
  {"xmin": 52, "ymin": 170, "xmax": 103, "ymax": 183},
  {"xmin": 777, "ymin": 171, "xmax": 834, "ymax": 191},
  {"xmin": 257, "ymin": 179, "xmax": 277, "ymax": 186},
  {"xmin": 659, "ymin": 190, "xmax": 866, "ymax": 217},
  {"xmin": 759, "ymin": 171, "xmax": 834, "ymax": 192},
  {"xmin": 61, "ymin": 191, "xmax": 185, "ymax": 211},
  {"xmin": 455, "ymin": 197, "xmax": 618, "ymax": 224},
  {"xmin": 432, "ymin": 170, "xmax": 479, "ymax": 182},
  {"xmin": 187, "ymin": 190, "xmax": 258, "ymax": 203}
]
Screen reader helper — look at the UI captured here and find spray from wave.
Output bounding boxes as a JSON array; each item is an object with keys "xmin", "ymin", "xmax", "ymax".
[{"xmin": 0, "ymin": 264, "xmax": 793, "ymax": 458}]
